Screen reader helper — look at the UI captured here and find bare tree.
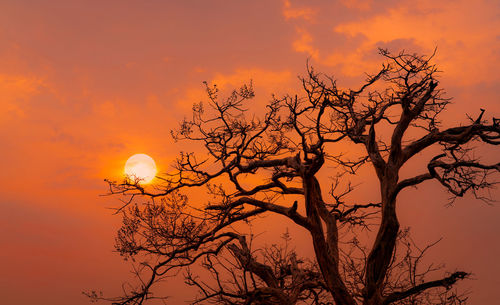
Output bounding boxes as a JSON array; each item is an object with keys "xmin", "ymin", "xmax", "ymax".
[{"xmin": 89, "ymin": 49, "xmax": 500, "ymax": 305}]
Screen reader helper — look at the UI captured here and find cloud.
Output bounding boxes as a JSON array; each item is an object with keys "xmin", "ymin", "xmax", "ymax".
[
  {"xmin": 332, "ymin": 0, "xmax": 500, "ymax": 83},
  {"xmin": 211, "ymin": 68, "xmax": 293, "ymax": 90},
  {"xmin": 282, "ymin": 0, "xmax": 317, "ymax": 21},
  {"xmin": 280, "ymin": 0, "xmax": 499, "ymax": 87},
  {"xmin": 340, "ymin": 0, "xmax": 373, "ymax": 11},
  {"xmin": 292, "ymin": 27, "xmax": 320, "ymax": 60},
  {"xmin": 0, "ymin": 74, "xmax": 45, "ymax": 120}
]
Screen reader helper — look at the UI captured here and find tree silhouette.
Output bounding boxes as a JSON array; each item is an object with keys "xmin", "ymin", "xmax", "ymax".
[{"xmin": 90, "ymin": 49, "xmax": 500, "ymax": 305}]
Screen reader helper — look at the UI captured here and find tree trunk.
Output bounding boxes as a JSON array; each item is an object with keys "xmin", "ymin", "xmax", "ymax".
[
  {"xmin": 303, "ymin": 174, "xmax": 357, "ymax": 305},
  {"xmin": 363, "ymin": 170, "xmax": 400, "ymax": 305}
]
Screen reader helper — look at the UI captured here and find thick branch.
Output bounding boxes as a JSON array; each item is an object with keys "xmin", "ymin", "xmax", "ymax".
[
  {"xmin": 392, "ymin": 173, "xmax": 433, "ymax": 200},
  {"xmin": 383, "ymin": 271, "xmax": 469, "ymax": 304},
  {"xmin": 402, "ymin": 121, "xmax": 500, "ymax": 164},
  {"xmin": 207, "ymin": 197, "xmax": 310, "ymax": 229}
]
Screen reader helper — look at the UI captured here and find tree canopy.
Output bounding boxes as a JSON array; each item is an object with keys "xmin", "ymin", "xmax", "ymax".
[{"xmin": 90, "ymin": 49, "xmax": 500, "ymax": 305}]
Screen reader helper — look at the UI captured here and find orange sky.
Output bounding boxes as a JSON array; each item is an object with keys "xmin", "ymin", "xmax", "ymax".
[{"xmin": 1, "ymin": 1, "xmax": 499, "ymax": 304}]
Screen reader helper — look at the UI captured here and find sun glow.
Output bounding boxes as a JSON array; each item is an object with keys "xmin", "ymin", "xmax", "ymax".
[{"xmin": 124, "ymin": 154, "xmax": 157, "ymax": 183}]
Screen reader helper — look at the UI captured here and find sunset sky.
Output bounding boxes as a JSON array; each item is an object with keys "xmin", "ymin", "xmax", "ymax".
[{"xmin": 1, "ymin": 1, "xmax": 499, "ymax": 304}]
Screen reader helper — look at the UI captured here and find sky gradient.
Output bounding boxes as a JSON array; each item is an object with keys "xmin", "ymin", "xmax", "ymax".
[{"xmin": 1, "ymin": 1, "xmax": 499, "ymax": 304}]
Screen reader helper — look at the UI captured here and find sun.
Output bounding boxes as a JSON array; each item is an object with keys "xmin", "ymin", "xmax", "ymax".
[{"xmin": 124, "ymin": 154, "xmax": 157, "ymax": 183}]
